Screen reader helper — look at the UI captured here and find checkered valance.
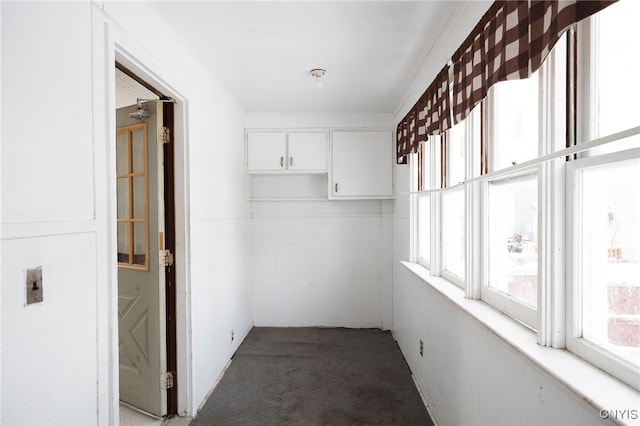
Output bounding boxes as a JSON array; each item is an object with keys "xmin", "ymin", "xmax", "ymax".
[
  {"xmin": 397, "ymin": 0, "xmax": 617, "ymax": 164},
  {"xmin": 397, "ymin": 66, "xmax": 451, "ymax": 164}
]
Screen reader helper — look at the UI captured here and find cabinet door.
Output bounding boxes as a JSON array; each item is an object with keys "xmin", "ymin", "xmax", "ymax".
[
  {"xmin": 331, "ymin": 130, "xmax": 393, "ymax": 198},
  {"xmin": 247, "ymin": 132, "xmax": 286, "ymax": 171},
  {"xmin": 287, "ymin": 132, "xmax": 327, "ymax": 172}
]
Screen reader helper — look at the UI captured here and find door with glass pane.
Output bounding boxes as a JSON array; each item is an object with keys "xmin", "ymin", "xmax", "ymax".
[{"xmin": 116, "ymin": 101, "xmax": 167, "ymax": 417}]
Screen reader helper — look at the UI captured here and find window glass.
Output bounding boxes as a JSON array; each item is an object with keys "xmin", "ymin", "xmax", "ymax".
[
  {"xmin": 132, "ymin": 130, "xmax": 146, "ymax": 173},
  {"xmin": 592, "ymin": 0, "xmax": 640, "ymax": 141},
  {"xmin": 490, "ymin": 74, "xmax": 539, "ymax": 170},
  {"xmin": 433, "ymin": 135, "xmax": 442, "ymax": 189},
  {"xmin": 116, "ymin": 133, "xmax": 128, "ymax": 175},
  {"xmin": 471, "ymin": 106, "xmax": 482, "ymax": 178},
  {"xmin": 117, "ymin": 222, "xmax": 129, "ymax": 260},
  {"xmin": 579, "ymin": 158, "xmax": 640, "ymax": 363},
  {"xmin": 442, "ymin": 188, "xmax": 465, "ymax": 281},
  {"xmin": 487, "ymin": 173, "xmax": 538, "ymax": 307},
  {"xmin": 421, "ymin": 141, "xmax": 431, "ymax": 190},
  {"xmin": 116, "ymin": 124, "xmax": 148, "ymax": 270},
  {"xmin": 448, "ymin": 123, "xmax": 466, "ymax": 186},
  {"xmin": 133, "ymin": 222, "xmax": 147, "ymax": 266},
  {"xmin": 117, "ymin": 178, "xmax": 129, "ymax": 219},
  {"xmin": 417, "ymin": 195, "xmax": 431, "ymax": 265}
]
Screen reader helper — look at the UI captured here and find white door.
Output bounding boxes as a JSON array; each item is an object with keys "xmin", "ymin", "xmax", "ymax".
[
  {"xmin": 330, "ymin": 130, "xmax": 393, "ymax": 198},
  {"xmin": 116, "ymin": 101, "xmax": 168, "ymax": 416},
  {"xmin": 247, "ymin": 131, "xmax": 287, "ymax": 171},
  {"xmin": 287, "ymin": 132, "xmax": 327, "ymax": 172}
]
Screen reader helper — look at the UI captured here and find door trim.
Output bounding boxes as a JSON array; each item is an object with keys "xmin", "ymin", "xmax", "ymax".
[
  {"xmin": 113, "ymin": 52, "xmax": 189, "ymax": 417},
  {"xmin": 161, "ymin": 99, "xmax": 178, "ymax": 414}
]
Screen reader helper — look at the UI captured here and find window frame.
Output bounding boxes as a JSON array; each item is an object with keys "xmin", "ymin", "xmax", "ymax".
[
  {"xmin": 480, "ymin": 168, "xmax": 540, "ymax": 330},
  {"xmin": 116, "ymin": 123, "xmax": 150, "ymax": 271},
  {"xmin": 565, "ymin": 147, "xmax": 640, "ymax": 391},
  {"xmin": 440, "ymin": 186, "xmax": 465, "ymax": 287},
  {"xmin": 481, "ymin": 68, "xmax": 546, "ymax": 328},
  {"xmin": 567, "ymin": 1, "xmax": 640, "ymax": 389},
  {"xmin": 440, "ymin": 116, "xmax": 476, "ymax": 287}
]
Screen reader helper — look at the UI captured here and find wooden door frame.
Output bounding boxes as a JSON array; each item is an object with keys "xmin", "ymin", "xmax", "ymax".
[
  {"xmin": 161, "ymin": 99, "xmax": 178, "ymax": 415},
  {"xmin": 115, "ymin": 61, "xmax": 179, "ymax": 416}
]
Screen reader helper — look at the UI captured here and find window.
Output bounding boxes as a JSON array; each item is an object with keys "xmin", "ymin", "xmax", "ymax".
[
  {"xmin": 446, "ymin": 122, "xmax": 466, "ymax": 185},
  {"xmin": 417, "ymin": 193, "xmax": 431, "ymax": 267},
  {"xmin": 483, "ymin": 172, "xmax": 538, "ymax": 328},
  {"xmin": 488, "ymin": 75, "xmax": 539, "ymax": 170},
  {"xmin": 415, "ymin": 136, "xmax": 441, "ymax": 270},
  {"xmin": 479, "ymin": 65, "xmax": 547, "ymax": 328},
  {"xmin": 116, "ymin": 123, "xmax": 149, "ymax": 271},
  {"xmin": 441, "ymin": 188, "xmax": 465, "ymax": 283},
  {"xmin": 408, "ymin": 0, "xmax": 639, "ymax": 393},
  {"xmin": 579, "ymin": 157, "xmax": 639, "ymax": 360},
  {"xmin": 568, "ymin": 149, "xmax": 640, "ymax": 389},
  {"xmin": 566, "ymin": 0, "xmax": 640, "ymax": 389},
  {"xmin": 441, "ymin": 121, "xmax": 467, "ymax": 284},
  {"xmin": 584, "ymin": 0, "xmax": 640, "ymax": 150}
]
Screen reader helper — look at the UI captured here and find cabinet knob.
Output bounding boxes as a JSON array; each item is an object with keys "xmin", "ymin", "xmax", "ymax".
[
  {"xmin": 289, "ymin": 156, "xmax": 293, "ymax": 167},
  {"xmin": 335, "ymin": 183, "xmax": 339, "ymax": 193},
  {"xmin": 280, "ymin": 156, "xmax": 284, "ymax": 167}
]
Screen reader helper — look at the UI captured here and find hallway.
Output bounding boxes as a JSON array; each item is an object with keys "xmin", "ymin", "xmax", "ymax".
[{"xmin": 192, "ymin": 328, "xmax": 433, "ymax": 425}]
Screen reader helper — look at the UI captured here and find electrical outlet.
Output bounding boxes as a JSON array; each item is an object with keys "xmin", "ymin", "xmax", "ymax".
[
  {"xmin": 419, "ymin": 339, "xmax": 424, "ymax": 357},
  {"xmin": 26, "ymin": 267, "xmax": 43, "ymax": 305}
]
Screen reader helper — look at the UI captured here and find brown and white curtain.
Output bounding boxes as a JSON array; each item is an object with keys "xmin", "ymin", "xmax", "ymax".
[
  {"xmin": 397, "ymin": 0, "xmax": 617, "ymax": 164},
  {"xmin": 397, "ymin": 66, "xmax": 451, "ymax": 164}
]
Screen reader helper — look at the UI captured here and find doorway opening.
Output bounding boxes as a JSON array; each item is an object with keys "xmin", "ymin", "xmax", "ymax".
[{"xmin": 115, "ymin": 61, "xmax": 178, "ymax": 418}]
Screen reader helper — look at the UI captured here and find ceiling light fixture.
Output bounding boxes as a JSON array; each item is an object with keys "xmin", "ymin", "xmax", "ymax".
[{"xmin": 310, "ymin": 68, "xmax": 326, "ymax": 88}]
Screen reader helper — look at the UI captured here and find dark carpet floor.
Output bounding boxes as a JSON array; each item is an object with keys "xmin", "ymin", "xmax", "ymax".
[{"xmin": 191, "ymin": 327, "xmax": 433, "ymax": 426}]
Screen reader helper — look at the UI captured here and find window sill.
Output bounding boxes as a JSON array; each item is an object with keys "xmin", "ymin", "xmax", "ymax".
[{"xmin": 400, "ymin": 261, "xmax": 640, "ymax": 425}]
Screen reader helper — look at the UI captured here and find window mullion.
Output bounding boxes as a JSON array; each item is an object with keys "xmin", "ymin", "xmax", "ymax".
[
  {"xmin": 538, "ymin": 57, "xmax": 552, "ymax": 346},
  {"xmin": 466, "ymin": 181, "xmax": 481, "ymax": 299},
  {"xmin": 431, "ymin": 138, "xmax": 442, "ymax": 276},
  {"xmin": 409, "ymin": 152, "xmax": 418, "ymax": 263},
  {"xmin": 465, "ymin": 112, "xmax": 480, "ymax": 299}
]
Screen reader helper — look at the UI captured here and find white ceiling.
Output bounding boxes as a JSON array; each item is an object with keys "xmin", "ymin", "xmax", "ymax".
[{"xmin": 151, "ymin": 1, "xmax": 488, "ymax": 114}]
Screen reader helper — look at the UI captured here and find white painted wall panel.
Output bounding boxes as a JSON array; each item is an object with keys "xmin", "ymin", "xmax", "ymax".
[
  {"xmin": 182, "ymin": 74, "xmax": 253, "ymax": 407},
  {"xmin": 246, "ymin": 113, "xmax": 395, "ymax": 330},
  {"xmin": 190, "ymin": 219, "xmax": 252, "ymax": 401},
  {"xmin": 392, "ymin": 265, "xmax": 609, "ymax": 425},
  {"xmin": 1, "ymin": 2, "xmax": 94, "ymax": 223},
  {"xmin": 1, "ymin": 233, "xmax": 97, "ymax": 425},
  {"xmin": 0, "ymin": 3, "xmax": 100, "ymax": 425},
  {"xmin": 252, "ymin": 201, "xmax": 392, "ymax": 328}
]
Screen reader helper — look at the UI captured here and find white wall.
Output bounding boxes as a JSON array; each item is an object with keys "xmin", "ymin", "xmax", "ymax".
[
  {"xmin": 1, "ymin": 2, "xmax": 253, "ymax": 424},
  {"xmin": 247, "ymin": 113, "xmax": 394, "ymax": 329},
  {"xmin": 1, "ymin": 3, "xmax": 99, "ymax": 425},
  {"xmin": 390, "ymin": 2, "xmax": 612, "ymax": 425},
  {"xmin": 393, "ymin": 263, "xmax": 611, "ymax": 425}
]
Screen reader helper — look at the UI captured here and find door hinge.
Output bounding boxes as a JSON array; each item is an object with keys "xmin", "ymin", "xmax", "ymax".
[
  {"xmin": 161, "ymin": 126, "xmax": 171, "ymax": 144},
  {"xmin": 162, "ymin": 371, "xmax": 175, "ymax": 390},
  {"xmin": 159, "ymin": 249, "xmax": 174, "ymax": 267}
]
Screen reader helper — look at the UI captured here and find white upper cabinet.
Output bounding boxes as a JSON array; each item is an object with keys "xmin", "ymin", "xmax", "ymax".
[
  {"xmin": 287, "ymin": 132, "xmax": 327, "ymax": 172},
  {"xmin": 247, "ymin": 131, "xmax": 287, "ymax": 172},
  {"xmin": 246, "ymin": 128, "xmax": 393, "ymax": 200},
  {"xmin": 330, "ymin": 130, "xmax": 393, "ymax": 199},
  {"xmin": 246, "ymin": 131, "xmax": 327, "ymax": 173}
]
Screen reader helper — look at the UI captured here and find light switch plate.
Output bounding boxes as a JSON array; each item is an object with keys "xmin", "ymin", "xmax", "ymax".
[{"xmin": 26, "ymin": 267, "xmax": 43, "ymax": 305}]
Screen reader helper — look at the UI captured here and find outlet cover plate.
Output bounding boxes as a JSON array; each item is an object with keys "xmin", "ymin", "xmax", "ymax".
[{"xmin": 26, "ymin": 267, "xmax": 43, "ymax": 305}]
